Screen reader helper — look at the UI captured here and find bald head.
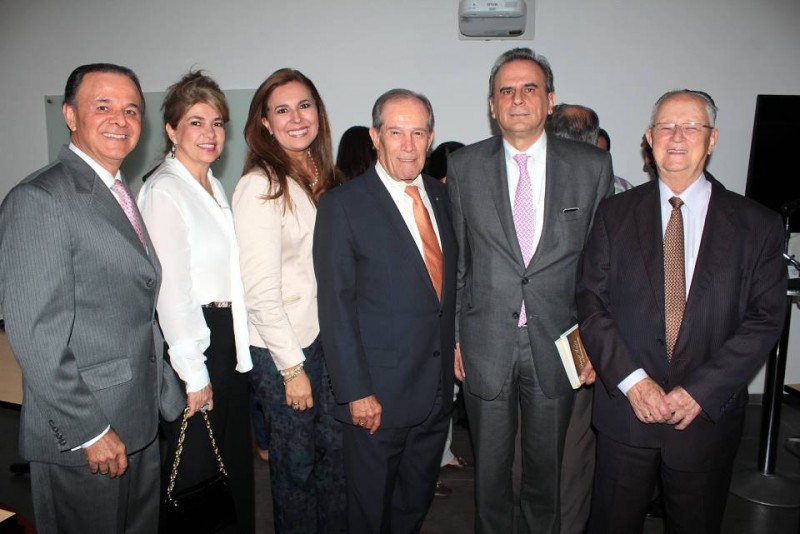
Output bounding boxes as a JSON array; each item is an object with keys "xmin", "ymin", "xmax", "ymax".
[{"xmin": 545, "ymin": 103, "xmax": 599, "ymax": 145}]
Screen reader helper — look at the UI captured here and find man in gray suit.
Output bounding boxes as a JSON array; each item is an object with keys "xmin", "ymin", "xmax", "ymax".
[
  {"xmin": 0, "ymin": 63, "xmax": 182, "ymax": 533},
  {"xmin": 447, "ymin": 49, "xmax": 613, "ymax": 533}
]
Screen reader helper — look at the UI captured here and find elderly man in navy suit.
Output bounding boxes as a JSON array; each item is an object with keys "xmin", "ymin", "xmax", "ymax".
[
  {"xmin": 0, "ymin": 63, "xmax": 182, "ymax": 534},
  {"xmin": 577, "ymin": 89, "xmax": 786, "ymax": 533},
  {"xmin": 314, "ymin": 88, "xmax": 456, "ymax": 533}
]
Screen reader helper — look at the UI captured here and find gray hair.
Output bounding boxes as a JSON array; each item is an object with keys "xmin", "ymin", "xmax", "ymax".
[
  {"xmin": 371, "ymin": 88, "xmax": 435, "ymax": 132},
  {"xmin": 489, "ymin": 48, "xmax": 555, "ymax": 96},
  {"xmin": 546, "ymin": 103, "xmax": 600, "ymax": 145},
  {"xmin": 650, "ymin": 89, "xmax": 718, "ymax": 127}
]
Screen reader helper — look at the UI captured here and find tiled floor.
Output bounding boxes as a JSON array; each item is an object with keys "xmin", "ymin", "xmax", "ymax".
[{"xmin": 2, "ymin": 397, "xmax": 800, "ymax": 533}]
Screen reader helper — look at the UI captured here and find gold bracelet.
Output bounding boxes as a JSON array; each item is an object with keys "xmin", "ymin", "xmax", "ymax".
[{"xmin": 281, "ymin": 362, "xmax": 304, "ymax": 384}]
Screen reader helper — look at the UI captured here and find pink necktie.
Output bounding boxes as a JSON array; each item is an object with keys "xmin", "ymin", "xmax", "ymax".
[
  {"xmin": 111, "ymin": 179, "xmax": 146, "ymax": 249},
  {"xmin": 513, "ymin": 153, "xmax": 535, "ymax": 327}
]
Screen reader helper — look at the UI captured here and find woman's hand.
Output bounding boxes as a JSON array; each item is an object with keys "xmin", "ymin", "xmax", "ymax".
[
  {"xmin": 186, "ymin": 384, "xmax": 213, "ymax": 417},
  {"xmin": 285, "ymin": 370, "xmax": 313, "ymax": 412}
]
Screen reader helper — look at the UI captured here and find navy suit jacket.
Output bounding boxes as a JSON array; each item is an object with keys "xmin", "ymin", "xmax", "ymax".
[
  {"xmin": 577, "ymin": 175, "xmax": 787, "ymax": 471},
  {"xmin": 313, "ymin": 167, "xmax": 457, "ymax": 428}
]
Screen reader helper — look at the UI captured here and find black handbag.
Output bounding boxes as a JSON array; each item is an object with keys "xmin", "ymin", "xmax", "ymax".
[{"xmin": 163, "ymin": 407, "xmax": 237, "ymax": 533}]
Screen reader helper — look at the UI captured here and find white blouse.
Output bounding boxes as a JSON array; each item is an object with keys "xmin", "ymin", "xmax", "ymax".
[{"xmin": 137, "ymin": 157, "xmax": 252, "ymax": 392}]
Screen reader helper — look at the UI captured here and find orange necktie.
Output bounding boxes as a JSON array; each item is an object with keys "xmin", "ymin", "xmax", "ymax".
[{"xmin": 405, "ymin": 185, "xmax": 443, "ymax": 300}]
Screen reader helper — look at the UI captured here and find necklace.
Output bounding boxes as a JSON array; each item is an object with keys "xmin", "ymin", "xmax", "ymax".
[{"xmin": 308, "ymin": 149, "xmax": 319, "ymax": 188}]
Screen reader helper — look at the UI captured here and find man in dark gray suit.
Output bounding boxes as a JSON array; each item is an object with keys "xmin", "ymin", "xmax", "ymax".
[
  {"xmin": 447, "ymin": 49, "xmax": 613, "ymax": 533},
  {"xmin": 0, "ymin": 63, "xmax": 182, "ymax": 533}
]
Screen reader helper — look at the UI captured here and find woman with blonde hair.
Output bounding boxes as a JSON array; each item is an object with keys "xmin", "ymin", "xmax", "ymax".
[{"xmin": 138, "ymin": 70, "xmax": 254, "ymax": 533}]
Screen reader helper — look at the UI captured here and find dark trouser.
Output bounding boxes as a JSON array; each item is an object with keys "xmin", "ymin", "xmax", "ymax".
[
  {"xmin": 589, "ymin": 432, "xmax": 733, "ymax": 534},
  {"xmin": 464, "ymin": 328, "xmax": 574, "ymax": 534},
  {"xmin": 31, "ymin": 435, "xmax": 160, "ymax": 534},
  {"xmin": 162, "ymin": 308, "xmax": 255, "ymax": 534},
  {"xmin": 343, "ymin": 378, "xmax": 448, "ymax": 534},
  {"xmin": 560, "ymin": 384, "xmax": 595, "ymax": 534},
  {"xmin": 249, "ymin": 338, "xmax": 346, "ymax": 534}
]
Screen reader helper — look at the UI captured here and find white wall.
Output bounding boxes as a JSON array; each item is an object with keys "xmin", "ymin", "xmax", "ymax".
[{"xmin": 2, "ymin": 0, "xmax": 800, "ymax": 390}]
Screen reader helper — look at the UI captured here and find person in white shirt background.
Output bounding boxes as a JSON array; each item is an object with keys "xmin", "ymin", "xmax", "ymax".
[{"xmin": 137, "ymin": 71, "xmax": 255, "ymax": 533}]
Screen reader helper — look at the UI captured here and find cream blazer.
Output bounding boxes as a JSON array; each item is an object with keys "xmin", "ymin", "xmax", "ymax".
[{"xmin": 232, "ymin": 170, "xmax": 318, "ymax": 371}]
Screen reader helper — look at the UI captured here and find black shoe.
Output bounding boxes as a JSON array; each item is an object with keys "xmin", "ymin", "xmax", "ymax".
[
  {"xmin": 441, "ymin": 456, "xmax": 472, "ymax": 473},
  {"xmin": 786, "ymin": 436, "xmax": 800, "ymax": 459},
  {"xmin": 434, "ymin": 480, "xmax": 452, "ymax": 498},
  {"xmin": 646, "ymin": 496, "xmax": 664, "ymax": 519}
]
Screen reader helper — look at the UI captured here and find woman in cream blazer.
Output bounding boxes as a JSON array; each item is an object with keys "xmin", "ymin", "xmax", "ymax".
[{"xmin": 232, "ymin": 68, "xmax": 345, "ymax": 534}]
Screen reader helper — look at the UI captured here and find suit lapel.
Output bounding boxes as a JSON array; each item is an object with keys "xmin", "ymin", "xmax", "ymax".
[
  {"xmin": 634, "ymin": 182, "xmax": 666, "ymax": 317},
  {"xmin": 529, "ymin": 139, "xmax": 571, "ymax": 270},
  {"xmin": 59, "ymin": 148, "xmax": 153, "ymax": 265},
  {"xmin": 364, "ymin": 170, "xmax": 439, "ymax": 300},
  {"xmin": 677, "ymin": 178, "xmax": 735, "ymax": 353},
  {"xmin": 486, "ymin": 139, "xmax": 524, "ymax": 266},
  {"xmin": 425, "ymin": 177, "xmax": 454, "ymax": 304}
]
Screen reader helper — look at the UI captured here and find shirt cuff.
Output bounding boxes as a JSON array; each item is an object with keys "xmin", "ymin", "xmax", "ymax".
[
  {"xmin": 72, "ymin": 425, "xmax": 111, "ymax": 451},
  {"xmin": 182, "ymin": 367, "xmax": 211, "ymax": 393},
  {"xmin": 618, "ymin": 369, "xmax": 648, "ymax": 396}
]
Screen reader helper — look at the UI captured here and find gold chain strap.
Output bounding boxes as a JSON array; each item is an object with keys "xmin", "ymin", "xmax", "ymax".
[{"xmin": 166, "ymin": 407, "xmax": 228, "ymax": 502}]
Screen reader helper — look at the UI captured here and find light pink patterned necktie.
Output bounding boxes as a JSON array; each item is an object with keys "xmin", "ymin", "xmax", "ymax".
[
  {"xmin": 111, "ymin": 179, "xmax": 146, "ymax": 249},
  {"xmin": 513, "ymin": 153, "xmax": 535, "ymax": 327}
]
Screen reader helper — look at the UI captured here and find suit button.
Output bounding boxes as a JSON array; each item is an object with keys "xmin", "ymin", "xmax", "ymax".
[
  {"xmin": 150, "ymin": 354, "xmax": 156, "ymax": 362},
  {"xmin": 438, "ymin": 311, "xmax": 443, "ymax": 318},
  {"xmin": 146, "ymin": 279, "xmax": 155, "ymax": 288},
  {"xmin": 512, "ymin": 312, "xmax": 519, "ymax": 319},
  {"xmin": 433, "ymin": 351, "xmax": 441, "ymax": 357},
  {"xmin": 522, "ymin": 277, "xmax": 529, "ymax": 285}
]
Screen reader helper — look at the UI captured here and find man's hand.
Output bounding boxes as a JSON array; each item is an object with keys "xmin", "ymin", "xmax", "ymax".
[
  {"xmin": 186, "ymin": 384, "xmax": 213, "ymax": 417},
  {"xmin": 84, "ymin": 430, "xmax": 127, "ymax": 478},
  {"xmin": 349, "ymin": 395, "xmax": 382, "ymax": 434},
  {"xmin": 285, "ymin": 370, "xmax": 314, "ymax": 412},
  {"xmin": 665, "ymin": 386, "xmax": 702, "ymax": 430},
  {"xmin": 627, "ymin": 377, "xmax": 671, "ymax": 424},
  {"xmin": 455, "ymin": 343, "xmax": 465, "ymax": 381},
  {"xmin": 579, "ymin": 358, "xmax": 596, "ymax": 386}
]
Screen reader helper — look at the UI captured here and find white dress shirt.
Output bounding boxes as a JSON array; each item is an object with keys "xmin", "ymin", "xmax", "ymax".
[
  {"xmin": 375, "ymin": 162, "xmax": 442, "ymax": 252},
  {"xmin": 69, "ymin": 143, "xmax": 120, "ymax": 193},
  {"xmin": 618, "ymin": 175, "xmax": 711, "ymax": 394},
  {"xmin": 137, "ymin": 157, "xmax": 252, "ymax": 393},
  {"xmin": 503, "ymin": 134, "xmax": 548, "ymax": 257}
]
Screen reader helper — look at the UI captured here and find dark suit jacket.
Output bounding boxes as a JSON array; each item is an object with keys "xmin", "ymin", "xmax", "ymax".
[
  {"xmin": 448, "ymin": 135, "xmax": 613, "ymax": 400},
  {"xmin": 577, "ymin": 175, "xmax": 787, "ymax": 471},
  {"xmin": 0, "ymin": 147, "xmax": 183, "ymax": 466},
  {"xmin": 313, "ymin": 168, "xmax": 457, "ymax": 428}
]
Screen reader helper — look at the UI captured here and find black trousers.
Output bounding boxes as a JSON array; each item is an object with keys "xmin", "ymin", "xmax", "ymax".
[
  {"xmin": 161, "ymin": 308, "xmax": 254, "ymax": 534},
  {"xmin": 343, "ymin": 378, "xmax": 448, "ymax": 534},
  {"xmin": 589, "ymin": 431, "xmax": 734, "ymax": 534}
]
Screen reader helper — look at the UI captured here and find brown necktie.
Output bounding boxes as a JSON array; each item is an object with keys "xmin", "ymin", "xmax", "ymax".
[
  {"xmin": 664, "ymin": 196, "xmax": 685, "ymax": 362},
  {"xmin": 405, "ymin": 185, "xmax": 443, "ymax": 300}
]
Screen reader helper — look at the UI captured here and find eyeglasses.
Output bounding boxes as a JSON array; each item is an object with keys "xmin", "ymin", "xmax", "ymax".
[{"xmin": 651, "ymin": 122, "xmax": 714, "ymax": 137}]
